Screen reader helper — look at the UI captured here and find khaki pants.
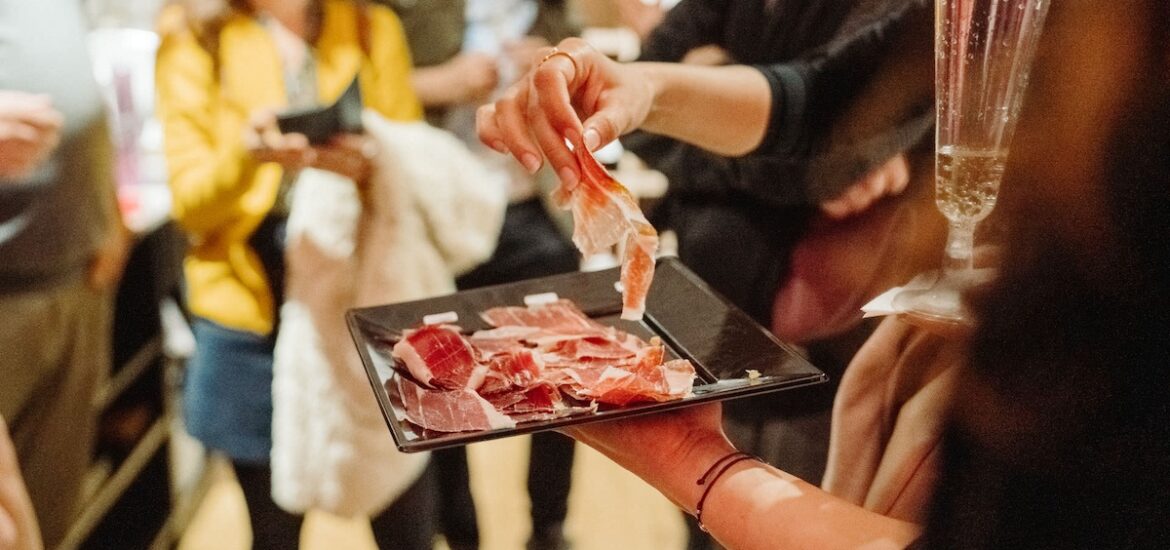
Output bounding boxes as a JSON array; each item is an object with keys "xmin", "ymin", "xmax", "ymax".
[{"xmin": 0, "ymin": 278, "xmax": 112, "ymax": 549}]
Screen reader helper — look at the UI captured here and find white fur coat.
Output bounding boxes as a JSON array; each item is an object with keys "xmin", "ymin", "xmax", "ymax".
[{"xmin": 271, "ymin": 113, "xmax": 506, "ymax": 517}]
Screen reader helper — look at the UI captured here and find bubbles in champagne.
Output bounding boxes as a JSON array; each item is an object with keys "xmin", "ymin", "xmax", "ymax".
[{"xmin": 935, "ymin": 145, "xmax": 1007, "ymax": 223}]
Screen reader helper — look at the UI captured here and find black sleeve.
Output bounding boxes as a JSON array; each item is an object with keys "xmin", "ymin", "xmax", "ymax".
[
  {"xmin": 752, "ymin": 0, "xmax": 929, "ymax": 157},
  {"xmin": 752, "ymin": 62, "xmax": 810, "ymax": 160},
  {"xmin": 751, "ymin": 0, "xmax": 934, "ymax": 201},
  {"xmin": 638, "ymin": 0, "xmax": 729, "ymax": 63},
  {"xmin": 627, "ymin": 0, "xmax": 818, "ymax": 208},
  {"xmin": 629, "ymin": 0, "xmax": 933, "ymax": 207},
  {"xmin": 624, "ymin": 129, "xmax": 814, "ymax": 207}
]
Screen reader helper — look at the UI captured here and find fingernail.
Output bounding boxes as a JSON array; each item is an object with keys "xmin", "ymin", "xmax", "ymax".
[
  {"xmin": 490, "ymin": 140, "xmax": 508, "ymax": 154},
  {"xmin": 557, "ymin": 166, "xmax": 579, "ymax": 189},
  {"xmin": 583, "ymin": 128, "xmax": 601, "ymax": 151},
  {"xmin": 563, "ymin": 128, "xmax": 582, "ymax": 147},
  {"xmin": 520, "ymin": 153, "xmax": 541, "ymax": 174}
]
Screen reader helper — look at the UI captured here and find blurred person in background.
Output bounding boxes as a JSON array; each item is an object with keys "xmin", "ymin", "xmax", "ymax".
[
  {"xmin": 0, "ymin": 1, "xmax": 129, "ymax": 546},
  {"xmin": 612, "ymin": 0, "xmax": 670, "ymax": 42},
  {"xmin": 155, "ymin": 0, "xmax": 433, "ymax": 547},
  {"xmin": 384, "ymin": 0, "xmax": 497, "ymax": 127},
  {"xmin": 480, "ymin": 1, "xmax": 1170, "ymax": 547},
  {"xmin": 377, "ymin": 1, "xmax": 581, "ymax": 548},
  {"xmin": 613, "ymin": 1, "xmax": 936, "ymax": 546}
]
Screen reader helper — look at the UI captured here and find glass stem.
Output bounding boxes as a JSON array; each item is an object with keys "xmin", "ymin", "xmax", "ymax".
[{"xmin": 943, "ymin": 219, "xmax": 977, "ymax": 273}]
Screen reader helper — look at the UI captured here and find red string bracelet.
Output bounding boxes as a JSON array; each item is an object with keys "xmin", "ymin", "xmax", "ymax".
[{"xmin": 693, "ymin": 451, "xmax": 761, "ymax": 533}]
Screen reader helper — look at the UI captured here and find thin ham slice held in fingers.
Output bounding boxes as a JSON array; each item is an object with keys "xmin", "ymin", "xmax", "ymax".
[{"xmin": 553, "ymin": 142, "xmax": 658, "ymax": 320}]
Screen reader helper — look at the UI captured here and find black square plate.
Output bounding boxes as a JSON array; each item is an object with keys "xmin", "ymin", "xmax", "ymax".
[{"xmin": 346, "ymin": 257, "xmax": 827, "ymax": 452}]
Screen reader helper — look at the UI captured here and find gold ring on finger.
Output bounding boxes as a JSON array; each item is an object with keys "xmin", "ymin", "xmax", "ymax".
[{"xmin": 539, "ymin": 47, "xmax": 579, "ymax": 74}]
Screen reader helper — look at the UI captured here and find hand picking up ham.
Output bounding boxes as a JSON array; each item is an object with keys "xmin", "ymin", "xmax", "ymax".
[{"xmin": 390, "ymin": 299, "xmax": 696, "ymax": 433}]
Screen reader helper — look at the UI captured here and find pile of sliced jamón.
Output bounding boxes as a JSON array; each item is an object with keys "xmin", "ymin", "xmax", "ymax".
[{"xmin": 388, "ymin": 299, "xmax": 695, "ymax": 432}]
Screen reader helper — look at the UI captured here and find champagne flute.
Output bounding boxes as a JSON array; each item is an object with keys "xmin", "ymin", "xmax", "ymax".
[{"xmin": 894, "ymin": 0, "xmax": 1051, "ymax": 323}]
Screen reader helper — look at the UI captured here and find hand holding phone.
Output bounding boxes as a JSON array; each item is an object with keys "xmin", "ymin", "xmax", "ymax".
[{"xmin": 276, "ymin": 77, "xmax": 363, "ymax": 145}]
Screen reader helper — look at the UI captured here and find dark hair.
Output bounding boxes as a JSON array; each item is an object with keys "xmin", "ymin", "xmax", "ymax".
[{"xmin": 923, "ymin": 1, "xmax": 1170, "ymax": 547}]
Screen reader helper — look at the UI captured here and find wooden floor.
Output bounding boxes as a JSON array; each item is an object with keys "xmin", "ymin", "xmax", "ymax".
[{"xmin": 178, "ymin": 435, "xmax": 685, "ymax": 549}]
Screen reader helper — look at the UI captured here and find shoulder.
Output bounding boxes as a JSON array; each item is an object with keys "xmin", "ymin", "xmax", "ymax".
[
  {"xmin": 321, "ymin": 0, "xmax": 408, "ymax": 45},
  {"xmin": 155, "ymin": 4, "xmax": 212, "ymax": 74},
  {"xmin": 155, "ymin": 5, "xmax": 253, "ymax": 59},
  {"xmin": 364, "ymin": 1, "xmax": 409, "ymax": 38},
  {"xmin": 156, "ymin": 4, "xmax": 202, "ymax": 51},
  {"xmin": 156, "ymin": 4, "xmax": 192, "ymax": 39},
  {"xmin": 322, "ymin": 0, "xmax": 404, "ymax": 29}
]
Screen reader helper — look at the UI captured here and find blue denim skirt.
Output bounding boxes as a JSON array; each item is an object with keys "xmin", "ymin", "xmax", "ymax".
[{"xmin": 183, "ymin": 318, "xmax": 276, "ymax": 464}]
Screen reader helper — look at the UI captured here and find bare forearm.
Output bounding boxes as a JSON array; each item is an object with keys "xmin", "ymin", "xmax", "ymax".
[
  {"xmin": 638, "ymin": 63, "xmax": 772, "ymax": 157},
  {"xmin": 411, "ymin": 53, "xmax": 498, "ymax": 109},
  {"xmin": 630, "ymin": 440, "xmax": 921, "ymax": 549},
  {"xmin": 411, "ymin": 67, "xmax": 459, "ymax": 108},
  {"xmin": 701, "ymin": 463, "xmax": 921, "ymax": 549}
]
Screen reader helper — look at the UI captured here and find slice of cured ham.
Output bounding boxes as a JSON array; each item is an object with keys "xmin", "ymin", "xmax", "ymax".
[
  {"xmin": 550, "ymin": 343, "xmax": 695, "ymax": 406},
  {"xmin": 478, "ymin": 350, "xmax": 544, "ymax": 395},
  {"xmin": 392, "ymin": 376, "xmax": 515, "ymax": 432},
  {"xmin": 541, "ymin": 336, "xmax": 639, "ymax": 365},
  {"xmin": 480, "ymin": 300, "xmax": 645, "ymax": 357},
  {"xmin": 467, "ymin": 325, "xmax": 542, "ymax": 359},
  {"xmin": 480, "ymin": 299, "xmax": 603, "ymax": 332},
  {"xmin": 552, "ymin": 145, "xmax": 658, "ymax": 320},
  {"xmin": 483, "ymin": 379, "xmax": 601, "ymax": 425},
  {"xmin": 392, "ymin": 324, "xmax": 486, "ymax": 390}
]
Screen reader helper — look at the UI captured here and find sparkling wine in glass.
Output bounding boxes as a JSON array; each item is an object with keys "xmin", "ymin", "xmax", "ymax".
[{"xmin": 894, "ymin": 0, "xmax": 1050, "ymax": 323}]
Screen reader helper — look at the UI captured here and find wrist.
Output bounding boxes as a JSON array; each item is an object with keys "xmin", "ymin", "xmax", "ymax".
[
  {"xmin": 639, "ymin": 62, "xmax": 670, "ymax": 133},
  {"xmin": 657, "ymin": 433, "xmax": 738, "ymax": 514},
  {"xmin": 694, "ymin": 453, "xmax": 762, "ymax": 531}
]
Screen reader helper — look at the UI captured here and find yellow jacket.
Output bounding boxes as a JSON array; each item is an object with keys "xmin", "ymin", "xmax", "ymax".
[{"xmin": 156, "ymin": 0, "xmax": 422, "ymax": 335}]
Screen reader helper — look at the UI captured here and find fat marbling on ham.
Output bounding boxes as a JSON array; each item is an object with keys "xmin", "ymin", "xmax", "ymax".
[
  {"xmin": 393, "ymin": 324, "xmax": 487, "ymax": 390},
  {"xmin": 388, "ymin": 299, "xmax": 695, "ymax": 433}
]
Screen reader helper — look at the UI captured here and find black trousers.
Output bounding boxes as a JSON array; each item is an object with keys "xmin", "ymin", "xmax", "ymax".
[{"xmin": 234, "ymin": 460, "xmax": 437, "ymax": 550}]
